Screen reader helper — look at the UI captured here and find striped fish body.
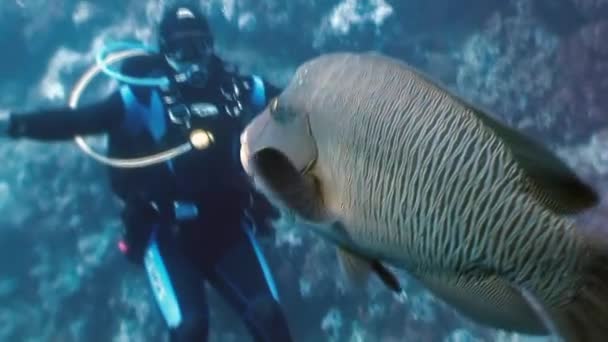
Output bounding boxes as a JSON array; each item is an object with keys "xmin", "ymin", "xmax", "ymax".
[
  {"xmin": 293, "ymin": 53, "xmax": 581, "ymax": 327},
  {"xmin": 290, "ymin": 53, "xmax": 573, "ymax": 267},
  {"xmin": 241, "ymin": 52, "xmax": 607, "ymax": 341}
]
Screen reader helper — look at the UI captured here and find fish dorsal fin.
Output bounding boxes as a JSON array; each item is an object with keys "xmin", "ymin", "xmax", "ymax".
[
  {"xmin": 337, "ymin": 247, "xmax": 402, "ymax": 293},
  {"xmin": 398, "ymin": 59, "xmax": 598, "ymax": 214},
  {"xmin": 467, "ymin": 105, "xmax": 599, "ymax": 214}
]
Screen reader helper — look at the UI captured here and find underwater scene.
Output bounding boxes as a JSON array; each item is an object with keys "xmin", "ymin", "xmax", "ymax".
[{"xmin": 0, "ymin": 0, "xmax": 607, "ymax": 341}]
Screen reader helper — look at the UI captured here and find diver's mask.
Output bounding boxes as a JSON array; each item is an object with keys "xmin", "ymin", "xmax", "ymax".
[{"xmin": 163, "ymin": 31, "xmax": 213, "ymax": 87}]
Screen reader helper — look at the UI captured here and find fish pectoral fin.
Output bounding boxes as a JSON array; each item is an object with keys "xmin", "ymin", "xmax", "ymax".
[
  {"xmin": 336, "ymin": 248, "xmax": 402, "ymax": 293},
  {"xmin": 370, "ymin": 260, "xmax": 403, "ymax": 293},
  {"xmin": 337, "ymin": 247, "xmax": 372, "ymax": 286},
  {"xmin": 468, "ymin": 105, "xmax": 598, "ymax": 214}
]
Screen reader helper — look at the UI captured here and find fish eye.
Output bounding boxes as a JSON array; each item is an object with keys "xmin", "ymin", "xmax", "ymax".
[{"xmin": 268, "ymin": 96, "xmax": 295, "ymax": 124}]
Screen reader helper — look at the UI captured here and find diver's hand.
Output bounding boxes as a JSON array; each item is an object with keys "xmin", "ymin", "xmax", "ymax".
[{"xmin": 0, "ymin": 110, "xmax": 11, "ymax": 137}]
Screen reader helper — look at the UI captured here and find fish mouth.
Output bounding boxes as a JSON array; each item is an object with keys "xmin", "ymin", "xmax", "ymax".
[
  {"xmin": 242, "ymin": 145, "xmax": 329, "ymax": 228},
  {"xmin": 243, "ymin": 146, "xmax": 314, "ymax": 187},
  {"xmin": 240, "ymin": 138, "xmax": 316, "ymax": 182},
  {"xmin": 240, "ymin": 141, "xmax": 318, "ymax": 217}
]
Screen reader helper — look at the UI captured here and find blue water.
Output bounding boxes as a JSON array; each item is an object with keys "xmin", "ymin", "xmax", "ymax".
[{"xmin": 0, "ymin": 0, "xmax": 606, "ymax": 341}]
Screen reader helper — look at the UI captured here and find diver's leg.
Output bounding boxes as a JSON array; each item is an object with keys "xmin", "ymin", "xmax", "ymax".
[
  {"xmin": 206, "ymin": 224, "xmax": 293, "ymax": 342},
  {"xmin": 143, "ymin": 225, "xmax": 209, "ymax": 342}
]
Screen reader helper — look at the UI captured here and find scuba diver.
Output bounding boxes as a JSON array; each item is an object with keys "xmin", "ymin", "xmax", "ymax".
[{"xmin": 1, "ymin": 3, "xmax": 293, "ymax": 342}]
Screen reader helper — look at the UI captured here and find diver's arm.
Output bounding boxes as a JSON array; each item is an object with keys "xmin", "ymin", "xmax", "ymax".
[{"xmin": 5, "ymin": 91, "xmax": 125, "ymax": 141}]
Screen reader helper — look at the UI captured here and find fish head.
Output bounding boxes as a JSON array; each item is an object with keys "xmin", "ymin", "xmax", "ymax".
[
  {"xmin": 240, "ymin": 94, "xmax": 317, "ymax": 178},
  {"xmin": 240, "ymin": 85, "xmax": 326, "ymax": 224}
]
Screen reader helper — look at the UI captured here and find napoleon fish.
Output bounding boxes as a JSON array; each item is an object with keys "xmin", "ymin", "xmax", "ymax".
[{"xmin": 239, "ymin": 52, "xmax": 607, "ymax": 341}]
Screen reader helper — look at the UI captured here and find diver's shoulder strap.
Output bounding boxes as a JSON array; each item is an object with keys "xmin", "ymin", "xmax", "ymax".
[
  {"xmin": 119, "ymin": 85, "xmax": 168, "ymax": 142},
  {"xmin": 249, "ymin": 75, "xmax": 267, "ymax": 113}
]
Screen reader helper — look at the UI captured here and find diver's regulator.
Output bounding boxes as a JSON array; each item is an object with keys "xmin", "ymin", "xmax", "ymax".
[
  {"xmin": 165, "ymin": 99, "xmax": 216, "ymax": 150},
  {"xmin": 69, "ymin": 41, "xmax": 220, "ymax": 168}
]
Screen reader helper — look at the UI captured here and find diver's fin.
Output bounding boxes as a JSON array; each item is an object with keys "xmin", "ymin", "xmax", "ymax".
[
  {"xmin": 337, "ymin": 247, "xmax": 372, "ymax": 286},
  {"xmin": 467, "ymin": 105, "xmax": 598, "ymax": 214}
]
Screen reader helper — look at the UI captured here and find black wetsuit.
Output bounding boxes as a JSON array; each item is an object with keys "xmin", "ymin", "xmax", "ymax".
[{"xmin": 8, "ymin": 54, "xmax": 292, "ymax": 342}]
